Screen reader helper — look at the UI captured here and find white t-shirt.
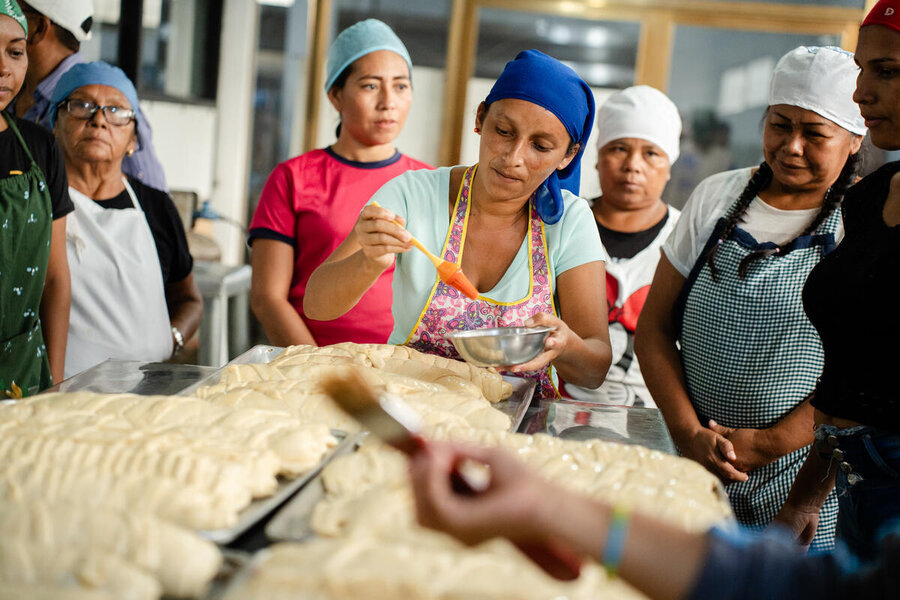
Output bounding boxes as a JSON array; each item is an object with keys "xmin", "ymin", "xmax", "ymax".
[
  {"xmin": 565, "ymin": 206, "xmax": 681, "ymax": 408},
  {"xmin": 662, "ymin": 167, "xmax": 845, "ymax": 277},
  {"xmin": 369, "ymin": 167, "xmax": 607, "ymax": 344}
]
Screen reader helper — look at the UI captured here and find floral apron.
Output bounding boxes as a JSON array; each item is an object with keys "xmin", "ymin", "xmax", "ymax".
[
  {"xmin": 675, "ymin": 198, "xmax": 842, "ymax": 550},
  {"xmin": 405, "ymin": 165, "xmax": 559, "ymax": 399},
  {"xmin": 0, "ymin": 113, "xmax": 53, "ymax": 396}
]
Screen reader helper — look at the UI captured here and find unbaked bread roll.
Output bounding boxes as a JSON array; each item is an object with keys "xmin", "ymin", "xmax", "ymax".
[
  {"xmin": 0, "ymin": 498, "xmax": 221, "ymax": 598},
  {"xmin": 0, "ymin": 461, "xmax": 240, "ymax": 530},
  {"xmin": 0, "ymin": 539, "xmax": 161, "ymax": 600}
]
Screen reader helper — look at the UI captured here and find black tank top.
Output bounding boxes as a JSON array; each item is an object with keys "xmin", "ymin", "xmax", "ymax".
[{"xmin": 804, "ymin": 161, "xmax": 900, "ymax": 432}]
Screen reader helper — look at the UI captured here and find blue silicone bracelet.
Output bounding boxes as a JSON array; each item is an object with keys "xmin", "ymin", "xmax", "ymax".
[{"xmin": 603, "ymin": 505, "xmax": 630, "ymax": 577}]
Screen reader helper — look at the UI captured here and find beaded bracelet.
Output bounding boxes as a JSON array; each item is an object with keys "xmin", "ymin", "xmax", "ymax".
[{"xmin": 603, "ymin": 504, "xmax": 630, "ymax": 578}]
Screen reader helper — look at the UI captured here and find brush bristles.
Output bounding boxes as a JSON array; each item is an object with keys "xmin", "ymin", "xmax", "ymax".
[{"xmin": 321, "ymin": 370, "xmax": 380, "ymax": 415}]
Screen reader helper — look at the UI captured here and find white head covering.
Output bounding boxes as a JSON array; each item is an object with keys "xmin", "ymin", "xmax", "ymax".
[
  {"xmin": 769, "ymin": 46, "xmax": 866, "ymax": 135},
  {"xmin": 595, "ymin": 85, "xmax": 682, "ymax": 163},
  {"xmin": 26, "ymin": 0, "xmax": 93, "ymax": 41}
]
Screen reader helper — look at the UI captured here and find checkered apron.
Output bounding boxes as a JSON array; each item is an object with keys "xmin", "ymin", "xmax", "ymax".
[{"xmin": 675, "ymin": 201, "xmax": 841, "ymax": 551}]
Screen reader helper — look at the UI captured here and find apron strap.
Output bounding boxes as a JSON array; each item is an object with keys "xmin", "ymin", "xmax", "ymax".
[{"xmin": 2, "ymin": 112, "xmax": 39, "ymax": 169}]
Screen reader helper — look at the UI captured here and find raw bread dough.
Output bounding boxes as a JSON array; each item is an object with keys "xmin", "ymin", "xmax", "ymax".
[{"xmin": 222, "ymin": 534, "xmax": 645, "ymax": 600}]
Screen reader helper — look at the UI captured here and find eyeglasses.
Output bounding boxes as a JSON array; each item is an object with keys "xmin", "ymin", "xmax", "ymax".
[{"xmin": 58, "ymin": 100, "xmax": 136, "ymax": 126}]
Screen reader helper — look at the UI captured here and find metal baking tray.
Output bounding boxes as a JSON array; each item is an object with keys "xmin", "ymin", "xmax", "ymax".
[
  {"xmin": 264, "ymin": 432, "xmax": 369, "ymax": 541},
  {"xmin": 198, "ymin": 430, "xmax": 351, "ymax": 544},
  {"xmin": 178, "ymin": 345, "xmax": 284, "ymax": 396},
  {"xmin": 192, "ymin": 549, "xmax": 252, "ymax": 600},
  {"xmin": 542, "ymin": 401, "xmax": 677, "ymax": 455},
  {"xmin": 178, "ymin": 345, "xmax": 535, "ymax": 434},
  {"xmin": 208, "ymin": 547, "xmax": 271, "ymax": 600}
]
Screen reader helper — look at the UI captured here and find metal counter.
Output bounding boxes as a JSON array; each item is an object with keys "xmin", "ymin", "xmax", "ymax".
[
  {"xmin": 520, "ymin": 398, "xmax": 677, "ymax": 455},
  {"xmin": 45, "ymin": 359, "xmax": 218, "ymax": 396}
]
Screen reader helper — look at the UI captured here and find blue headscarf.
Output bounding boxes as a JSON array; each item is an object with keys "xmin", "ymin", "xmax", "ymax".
[
  {"xmin": 484, "ymin": 50, "xmax": 595, "ymax": 224},
  {"xmin": 49, "ymin": 61, "xmax": 145, "ymax": 149}
]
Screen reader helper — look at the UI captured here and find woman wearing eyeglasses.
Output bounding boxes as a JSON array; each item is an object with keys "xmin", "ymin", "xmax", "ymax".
[
  {"xmin": 50, "ymin": 62, "xmax": 202, "ymax": 377},
  {"xmin": 0, "ymin": 2, "xmax": 71, "ymax": 396}
]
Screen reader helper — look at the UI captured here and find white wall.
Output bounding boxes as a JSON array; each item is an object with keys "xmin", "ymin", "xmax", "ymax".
[{"xmin": 141, "ymin": 99, "xmax": 217, "ymax": 201}]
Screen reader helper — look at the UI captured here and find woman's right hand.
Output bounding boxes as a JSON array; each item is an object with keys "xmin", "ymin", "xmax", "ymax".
[
  {"xmin": 409, "ymin": 441, "xmax": 553, "ymax": 547},
  {"xmin": 354, "ymin": 204, "xmax": 413, "ymax": 271},
  {"xmin": 678, "ymin": 426, "xmax": 750, "ymax": 483},
  {"xmin": 772, "ymin": 501, "xmax": 820, "ymax": 548}
]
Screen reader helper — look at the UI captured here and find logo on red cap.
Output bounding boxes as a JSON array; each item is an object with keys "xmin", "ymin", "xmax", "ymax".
[{"xmin": 886, "ymin": 7, "xmax": 895, "ymax": 15}]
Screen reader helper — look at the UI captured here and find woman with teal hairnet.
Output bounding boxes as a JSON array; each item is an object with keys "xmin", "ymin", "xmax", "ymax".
[
  {"xmin": 0, "ymin": 0, "xmax": 72, "ymax": 396},
  {"xmin": 305, "ymin": 50, "xmax": 612, "ymax": 399},
  {"xmin": 249, "ymin": 19, "xmax": 430, "ymax": 349}
]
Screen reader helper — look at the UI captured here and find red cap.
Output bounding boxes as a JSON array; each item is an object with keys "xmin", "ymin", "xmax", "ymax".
[{"xmin": 862, "ymin": 0, "xmax": 900, "ymax": 33}]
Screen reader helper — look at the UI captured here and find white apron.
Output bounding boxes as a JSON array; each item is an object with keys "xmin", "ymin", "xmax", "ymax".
[{"xmin": 64, "ymin": 179, "xmax": 173, "ymax": 378}]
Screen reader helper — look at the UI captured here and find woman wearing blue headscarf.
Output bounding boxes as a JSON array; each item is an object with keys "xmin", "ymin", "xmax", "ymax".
[
  {"xmin": 50, "ymin": 62, "xmax": 202, "ymax": 377},
  {"xmin": 306, "ymin": 50, "xmax": 612, "ymax": 398}
]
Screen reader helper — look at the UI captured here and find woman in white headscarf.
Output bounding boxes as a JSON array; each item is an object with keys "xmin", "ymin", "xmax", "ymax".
[
  {"xmin": 563, "ymin": 86, "xmax": 681, "ymax": 408},
  {"xmin": 635, "ymin": 46, "xmax": 865, "ymax": 550}
]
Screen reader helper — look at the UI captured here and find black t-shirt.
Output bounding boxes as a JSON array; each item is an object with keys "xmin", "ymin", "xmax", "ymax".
[
  {"xmin": 804, "ymin": 161, "xmax": 900, "ymax": 432},
  {"xmin": 0, "ymin": 112, "xmax": 73, "ymax": 220},
  {"xmin": 92, "ymin": 177, "xmax": 193, "ymax": 283},
  {"xmin": 593, "ymin": 197, "xmax": 670, "ymax": 259}
]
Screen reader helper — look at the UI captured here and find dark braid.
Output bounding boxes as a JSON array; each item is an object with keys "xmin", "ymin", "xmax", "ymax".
[
  {"xmin": 704, "ymin": 162, "xmax": 773, "ymax": 283},
  {"xmin": 736, "ymin": 152, "xmax": 860, "ymax": 278}
]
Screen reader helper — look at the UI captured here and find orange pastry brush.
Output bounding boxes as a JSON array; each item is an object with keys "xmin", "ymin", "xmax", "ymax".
[{"xmin": 371, "ymin": 201, "xmax": 479, "ymax": 299}]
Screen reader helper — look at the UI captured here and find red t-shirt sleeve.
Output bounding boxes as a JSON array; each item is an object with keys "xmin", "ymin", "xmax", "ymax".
[{"xmin": 249, "ymin": 162, "xmax": 298, "ymax": 247}]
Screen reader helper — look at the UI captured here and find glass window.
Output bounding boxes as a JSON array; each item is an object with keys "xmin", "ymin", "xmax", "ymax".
[
  {"xmin": 664, "ymin": 26, "xmax": 841, "ymax": 209},
  {"xmin": 80, "ymin": 0, "xmax": 222, "ymax": 100},
  {"xmin": 461, "ymin": 8, "xmax": 640, "ymax": 198}
]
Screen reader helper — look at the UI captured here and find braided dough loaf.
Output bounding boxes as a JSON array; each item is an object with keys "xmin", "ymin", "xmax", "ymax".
[
  {"xmin": 273, "ymin": 343, "xmax": 513, "ymax": 402},
  {"xmin": 221, "ymin": 534, "xmax": 644, "ymax": 600},
  {"xmin": 0, "ymin": 498, "xmax": 221, "ymax": 598}
]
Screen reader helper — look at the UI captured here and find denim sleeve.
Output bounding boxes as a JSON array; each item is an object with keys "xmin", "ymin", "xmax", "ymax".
[{"xmin": 687, "ymin": 526, "xmax": 854, "ymax": 600}]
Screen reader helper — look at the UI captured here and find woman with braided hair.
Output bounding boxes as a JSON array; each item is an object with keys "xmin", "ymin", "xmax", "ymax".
[{"xmin": 635, "ymin": 46, "xmax": 864, "ymax": 550}]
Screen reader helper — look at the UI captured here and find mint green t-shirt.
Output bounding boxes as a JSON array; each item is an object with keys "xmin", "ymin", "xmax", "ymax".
[{"xmin": 369, "ymin": 167, "xmax": 607, "ymax": 345}]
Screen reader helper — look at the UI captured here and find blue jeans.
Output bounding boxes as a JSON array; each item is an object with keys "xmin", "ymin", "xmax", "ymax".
[{"xmin": 815, "ymin": 425, "xmax": 900, "ymax": 560}]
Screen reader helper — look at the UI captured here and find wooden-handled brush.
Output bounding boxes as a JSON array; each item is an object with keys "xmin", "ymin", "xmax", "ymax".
[
  {"xmin": 322, "ymin": 371, "xmax": 583, "ymax": 581},
  {"xmin": 370, "ymin": 201, "xmax": 479, "ymax": 300}
]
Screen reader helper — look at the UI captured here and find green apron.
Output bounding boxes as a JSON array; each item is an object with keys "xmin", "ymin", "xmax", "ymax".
[{"xmin": 0, "ymin": 112, "xmax": 54, "ymax": 397}]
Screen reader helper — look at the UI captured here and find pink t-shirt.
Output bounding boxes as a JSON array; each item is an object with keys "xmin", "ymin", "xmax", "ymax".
[{"xmin": 249, "ymin": 147, "xmax": 431, "ymax": 346}]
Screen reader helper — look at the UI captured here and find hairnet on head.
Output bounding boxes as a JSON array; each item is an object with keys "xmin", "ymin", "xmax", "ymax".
[
  {"xmin": 484, "ymin": 49, "xmax": 595, "ymax": 224},
  {"xmin": 769, "ymin": 46, "xmax": 866, "ymax": 135},
  {"xmin": 595, "ymin": 85, "xmax": 682, "ymax": 163},
  {"xmin": 325, "ymin": 19, "xmax": 412, "ymax": 91},
  {"xmin": 0, "ymin": 0, "xmax": 28, "ymax": 36},
  {"xmin": 49, "ymin": 61, "xmax": 144, "ymax": 147}
]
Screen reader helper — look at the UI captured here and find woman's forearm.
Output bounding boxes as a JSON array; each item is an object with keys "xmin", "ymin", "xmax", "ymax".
[
  {"xmin": 40, "ymin": 218, "xmax": 70, "ymax": 384},
  {"xmin": 166, "ymin": 273, "xmax": 203, "ymax": 342},
  {"xmin": 763, "ymin": 398, "xmax": 816, "ymax": 458},
  {"xmin": 303, "ymin": 250, "xmax": 386, "ymax": 320},
  {"xmin": 251, "ymin": 293, "xmax": 317, "ymax": 347},
  {"xmin": 634, "ymin": 323, "xmax": 701, "ymax": 445},
  {"xmin": 541, "ymin": 488, "xmax": 707, "ymax": 600},
  {"xmin": 553, "ymin": 336, "xmax": 611, "ymax": 389},
  {"xmin": 783, "ymin": 446, "xmax": 836, "ymax": 511},
  {"xmin": 39, "ymin": 273, "xmax": 69, "ymax": 384}
]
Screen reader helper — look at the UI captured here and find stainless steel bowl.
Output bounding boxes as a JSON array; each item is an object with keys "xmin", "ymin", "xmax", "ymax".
[{"xmin": 447, "ymin": 326, "xmax": 556, "ymax": 367}]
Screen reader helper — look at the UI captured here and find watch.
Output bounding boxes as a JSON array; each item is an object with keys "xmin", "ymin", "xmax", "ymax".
[{"xmin": 171, "ymin": 326, "xmax": 185, "ymax": 354}]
